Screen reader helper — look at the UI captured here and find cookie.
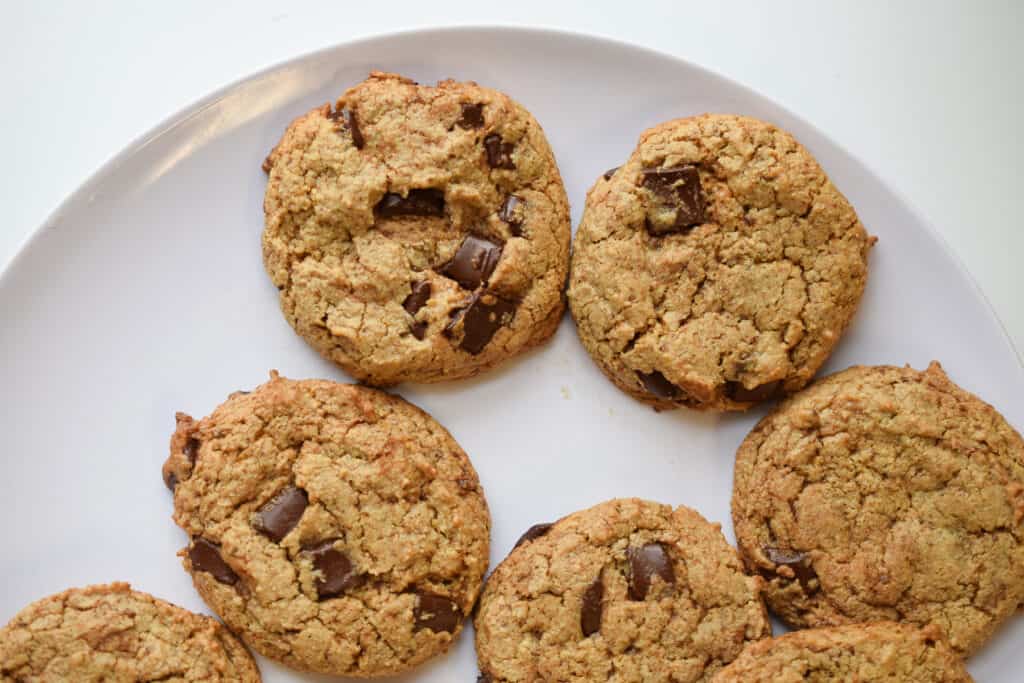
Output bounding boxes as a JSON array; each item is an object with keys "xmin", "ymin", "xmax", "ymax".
[
  {"xmin": 0, "ymin": 582, "xmax": 259, "ymax": 682},
  {"xmin": 568, "ymin": 114, "xmax": 873, "ymax": 411},
  {"xmin": 474, "ymin": 498, "xmax": 770, "ymax": 682},
  {"xmin": 732, "ymin": 362, "xmax": 1024, "ymax": 655},
  {"xmin": 711, "ymin": 622, "xmax": 972, "ymax": 682},
  {"xmin": 262, "ymin": 71, "xmax": 571, "ymax": 386},
  {"xmin": 162, "ymin": 372, "xmax": 491, "ymax": 676}
]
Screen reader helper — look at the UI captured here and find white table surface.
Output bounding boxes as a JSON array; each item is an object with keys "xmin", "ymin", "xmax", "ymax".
[{"xmin": 3, "ymin": 0, "xmax": 1022, "ymax": 356}]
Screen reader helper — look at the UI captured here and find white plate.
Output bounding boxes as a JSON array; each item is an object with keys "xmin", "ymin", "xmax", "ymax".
[{"xmin": 2, "ymin": 27, "xmax": 1021, "ymax": 681}]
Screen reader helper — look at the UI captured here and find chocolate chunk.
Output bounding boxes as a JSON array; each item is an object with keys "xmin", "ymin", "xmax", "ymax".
[
  {"xmin": 513, "ymin": 523, "xmax": 553, "ymax": 549},
  {"xmin": 498, "ymin": 195, "xmax": 526, "ymax": 236},
  {"xmin": 602, "ymin": 166, "xmax": 619, "ymax": 180},
  {"xmin": 725, "ymin": 380, "xmax": 782, "ymax": 403},
  {"xmin": 580, "ymin": 575, "xmax": 604, "ymax": 636},
  {"xmin": 327, "ymin": 106, "xmax": 365, "ymax": 149},
  {"xmin": 458, "ymin": 103, "xmax": 485, "ymax": 129},
  {"xmin": 627, "ymin": 543, "xmax": 675, "ymax": 600},
  {"xmin": 444, "ymin": 291, "xmax": 516, "ymax": 355},
  {"xmin": 183, "ymin": 437, "xmax": 199, "ymax": 464},
  {"xmin": 254, "ymin": 486, "xmax": 308, "ymax": 543},
  {"xmin": 410, "ymin": 321, "xmax": 428, "ymax": 340},
  {"xmin": 762, "ymin": 546, "xmax": 818, "ymax": 592},
  {"xmin": 306, "ymin": 540, "xmax": 364, "ymax": 600},
  {"xmin": 189, "ymin": 538, "xmax": 238, "ymax": 585},
  {"xmin": 377, "ymin": 189, "xmax": 445, "ymax": 218},
  {"xmin": 413, "ymin": 592, "xmax": 462, "ymax": 633},
  {"xmin": 163, "ymin": 471, "xmax": 178, "ymax": 492},
  {"xmin": 637, "ymin": 371, "xmax": 679, "ymax": 399},
  {"xmin": 477, "ymin": 674, "xmax": 494, "ymax": 683},
  {"xmin": 641, "ymin": 165, "xmax": 705, "ymax": 234},
  {"xmin": 440, "ymin": 235, "xmax": 503, "ymax": 290},
  {"xmin": 403, "ymin": 280, "xmax": 432, "ymax": 315},
  {"xmin": 484, "ymin": 134, "xmax": 515, "ymax": 169}
]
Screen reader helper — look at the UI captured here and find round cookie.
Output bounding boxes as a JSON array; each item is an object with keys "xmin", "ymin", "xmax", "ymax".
[
  {"xmin": 262, "ymin": 71, "xmax": 571, "ymax": 386},
  {"xmin": 474, "ymin": 498, "xmax": 771, "ymax": 683},
  {"xmin": 0, "ymin": 583, "xmax": 259, "ymax": 682},
  {"xmin": 162, "ymin": 372, "xmax": 491, "ymax": 676},
  {"xmin": 732, "ymin": 362, "xmax": 1024, "ymax": 656},
  {"xmin": 711, "ymin": 622, "xmax": 972, "ymax": 682},
  {"xmin": 568, "ymin": 114, "xmax": 873, "ymax": 411}
]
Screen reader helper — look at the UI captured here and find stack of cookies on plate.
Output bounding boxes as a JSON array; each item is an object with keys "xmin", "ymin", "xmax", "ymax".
[{"xmin": 2, "ymin": 72, "xmax": 1021, "ymax": 683}]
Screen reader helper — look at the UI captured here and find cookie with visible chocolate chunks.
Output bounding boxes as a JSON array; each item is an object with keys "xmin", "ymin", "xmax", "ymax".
[
  {"xmin": 474, "ymin": 499, "xmax": 770, "ymax": 683},
  {"xmin": 732, "ymin": 362, "xmax": 1024, "ymax": 656},
  {"xmin": 568, "ymin": 114, "xmax": 874, "ymax": 411},
  {"xmin": 0, "ymin": 583, "xmax": 260, "ymax": 682},
  {"xmin": 262, "ymin": 71, "xmax": 570, "ymax": 386},
  {"xmin": 162, "ymin": 372, "xmax": 491, "ymax": 676}
]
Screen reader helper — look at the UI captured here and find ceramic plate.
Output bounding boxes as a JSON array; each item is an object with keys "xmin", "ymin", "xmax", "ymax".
[{"xmin": 2, "ymin": 27, "xmax": 1021, "ymax": 681}]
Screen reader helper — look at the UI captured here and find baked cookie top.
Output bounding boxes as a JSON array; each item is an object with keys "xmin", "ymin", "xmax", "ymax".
[
  {"xmin": 732, "ymin": 362, "xmax": 1024, "ymax": 655},
  {"xmin": 474, "ymin": 498, "xmax": 770, "ymax": 683},
  {"xmin": 162, "ymin": 372, "xmax": 491, "ymax": 676},
  {"xmin": 263, "ymin": 72, "xmax": 570, "ymax": 386},
  {"xmin": 0, "ymin": 583, "xmax": 259, "ymax": 682},
  {"xmin": 569, "ymin": 114, "xmax": 873, "ymax": 411},
  {"xmin": 711, "ymin": 622, "xmax": 972, "ymax": 682}
]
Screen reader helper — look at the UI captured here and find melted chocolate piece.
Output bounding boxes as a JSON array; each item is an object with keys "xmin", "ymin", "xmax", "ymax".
[
  {"xmin": 484, "ymin": 134, "xmax": 515, "ymax": 169},
  {"xmin": 477, "ymin": 674, "xmax": 494, "ymax": 683},
  {"xmin": 637, "ymin": 371, "xmax": 679, "ymax": 399},
  {"xmin": 377, "ymin": 189, "xmax": 445, "ymax": 218},
  {"xmin": 458, "ymin": 103, "xmax": 485, "ymax": 129},
  {"xmin": 413, "ymin": 592, "xmax": 462, "ymax": 633},
  {"xmin": 306, "ymin": 540, "xmax": 364, "ymax": 600},
  {"xmin": 498, "ymin": 195, "xmax": 526, "ymax": 236},
  {"xmin": 641, "ymin": 165, "xmax": 705, "ymax": 234},
  {"xmin": 254, "ymin": 486, "xmax": 308, "ymax": 543},
  {"xmin": 627, "ymin": 543, "xmax": 675, "ymax": 600},
  {"xmin": 602, "ymin": 166, "xmax": 619, "ymax": 180},
  {"xmin": 725, "ymin": 380, "xmax": 782, "ymax": 403},
  {"xmin": 327, "ymin": 106, "xmax": 365, "ymax": 149},
  {"xmin": 403, "ymin": 281, "xmax": 432, "ymax": 315},
  {"xmin": 440, "ymin": 236, "xmax": 503, "ymax": 290},
  {"xmin": 580, "ymin": 575, "xmax": 604, "ymax": 636},
  {"xmin": 183, "ymin": 437, "xmax": 199, "ymax": 465},
  {"xmin": 513, "ymin": 523, "xmax": 553, "ymax": 549},
  {"xmin": 189, "ymin": 538, "xmax": 238, "ymax": 585},
  {"xmin": 163, "ymin": 471, "xmax": 178, "ymax": 492},
  {"xmin": 410, "ymin": 321, "xmax": 428, "ymax": 340},
  {"xmin": 762, "ymin": 546, "xmax": 818, "ymax": 592},
  {"xmin": 444, "ymin": 291, "xmax": 516, "ymax": 355}
]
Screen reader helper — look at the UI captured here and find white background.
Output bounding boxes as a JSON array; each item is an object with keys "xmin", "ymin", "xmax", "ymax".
[{"xmin": 2, "ymin": 0, "xmax": 1022, "ymax": 354}]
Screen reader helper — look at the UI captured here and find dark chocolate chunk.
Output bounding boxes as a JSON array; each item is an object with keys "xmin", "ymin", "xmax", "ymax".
[
  {"xmin": 327, "ymin": 106, "xmax": 365, "ymax": 149},
  {"xmin": 627, "ymin": 543, "xmax": 675, "ymax": 600},
  {"xmin": 498, "ymin": 195, "xmax": 526, "ymax": 236},
  {"xmin": 602, "ymin": 166, "xmax": 619, "ymax": 180},
  {"xmin": 641, "ymin": 165, "xmax": 705, "ymax": 234},
  {"xmin": 458, "ymin": 103, "xmax": 485, "ymax": 129},
  {"xmin": 725, "ymin": 380, "xmax": 782, "ymax": 403},
  {"xmin": 484, "ymin": 134, "xmax": 515, "ymax": 169},
  {"xmin": 413, "ymin": 592, "xmax": 462, "ymax": 633},
  {"xmin": 163, "ymin": 471, "xmax": 178, "ymax": 492},
  {"xmin": 377, "ymin": 189, "xmax": 445, "ymax": 218},
  {"xmin": 580, "ymin": 575, "xmax": 604, "ymax": 636},
  {"xmin": 410, "ymin": 321, "xmax": 428, "ymax": 340},
  {"xmin": 254, "ymin": 486, "xmax": 308, "ymax": 543},
  {"xmin": 477, "ymin": 674, "xmax": 494, "ymax": 683},
  {"xmin": 306, "ymin": 540, "xmax": 364, "ymax": 600},
  {"xmin": 444, "ymin": 291, "xmax": 516, "ymax": 355},
  {"xmin": 762, "ymin": 546, "xmax": 818, "ymax": 592},
  {"xmin": 440, "ymin": 235, "xmax": 503, "ymax": 290},
  {"xmin": 637, "ymin": 371, "xmax": 679, "ymax": 399},
  {"xmin": 183, "ymin": 437, "xmax": 199, "ymax": 464},
  {"xmin": 189, "ymin": 538, "xmax": 238, "ymax": 585},
  {"xmin": 514, "ymin": 522, "xmax": 553, "ymax": 549},
  {"xmin": 403, "ymin": 280, "xmax": 432, "ymax": 315}
]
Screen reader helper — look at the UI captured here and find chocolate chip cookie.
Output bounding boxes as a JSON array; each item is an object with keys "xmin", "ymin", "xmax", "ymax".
[
  {"xmin": 263, "ymin": 71, "xmax": 570, "ymax": 386},
  {"xmin": 0, "ymin": 583, "xmax": 259, "ymax": 681},
  {"xmin": 732, "ymin": 362, "xmax": 1024, "ymax": 656},
  {"xmin": 568, "ymin": 114, "xmax": 874, "ymax": 411},
  {"xmin": 474, "ymin": 498, "xmax": 770, "ymax": 682},
  {"xmin": 162, "ymin": 372, "xmax": 491, "ymax": 676},
  {"xmin": 711, "ymin": 622, "xmax": 972, "ymax": 682}
]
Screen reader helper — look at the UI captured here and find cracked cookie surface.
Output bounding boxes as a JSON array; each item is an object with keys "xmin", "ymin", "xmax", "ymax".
[
  {"xmin": 474, "ymin": 498, "xmax": 770, "ymax": 682},
  {"xmin": 162, "ymin": 372, "xmax": 491, "ymax": 676},
  {"xmin": 262, "ymin": 71, "xmax": 570, "ymax": 386},
  {"xmin": 0, "ymin": 582, "xmax": 259, "ymax": 682},
  {"xmin": 732, "ymin": 362, "xmax": 1024, "ymax": 656},
  {"xmin": 711, "ymin": 622, "xmax": 972, "ymax": 682},
  {"xmin": 568, "ymin": 114, "xmax": 873, "ymax": 411}
]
